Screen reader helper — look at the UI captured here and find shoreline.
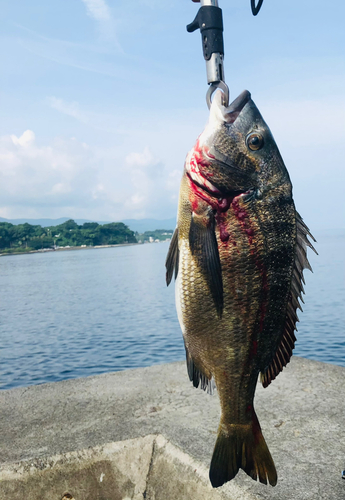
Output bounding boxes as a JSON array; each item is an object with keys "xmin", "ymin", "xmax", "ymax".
[{"xmin": 0, "ymin": 242, "xmax": 145, "ymax": 257}]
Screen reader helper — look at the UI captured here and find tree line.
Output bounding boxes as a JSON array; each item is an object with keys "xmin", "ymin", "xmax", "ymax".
[
  {"xmin": 0, "ymin": 219, "xmax": 137, "ymax": 253},
  {"xmin": 137, "ymin": 229, "xmax": 173, "ymax": 242}
]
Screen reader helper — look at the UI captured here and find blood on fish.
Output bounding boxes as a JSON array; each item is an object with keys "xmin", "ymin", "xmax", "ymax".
[
  {"xmin": 188, "ymin": 177, "xmax": 219, "ymax": 211},
  {"xmin": 220, "ymin": 226, "xmax": 230, "ymax": 243},
  {"xmin": 194, "ymin": 139, "xmax": 215, "ymax": 161},
  {"xmin": 218, "ymin": 198, "xmax": 231, "ymax": 211},
  {"xmin": 250, "ymin": 340, "xmax": 258, "ymax": 356},
  {"xmin": 231, "ymin": 198, "xmax": 253, "ymax": 245},
  {"xmin": 232, "ymin": 196, "xmax": 269, "ymax": 352},
  {"xmin": 215, "ymin": 212, "xmax": 230, "ymax": 243},
  {"xmin": 191, "ymin": 139, "xmax": 215, "ymax": 169},
  {"xmin": 191, "ymin": 194, "xmax": 200, "ymax": 213}
]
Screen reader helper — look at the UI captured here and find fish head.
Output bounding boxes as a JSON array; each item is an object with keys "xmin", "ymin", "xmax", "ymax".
[{"xmin": 185, "ymin": 89, "xmax": 291, "ymax": 201}]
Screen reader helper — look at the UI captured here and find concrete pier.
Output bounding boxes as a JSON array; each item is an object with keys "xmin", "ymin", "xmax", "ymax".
[{"xmin": 0, "ymin": 357, "xmax": 344, "ymax": 499}]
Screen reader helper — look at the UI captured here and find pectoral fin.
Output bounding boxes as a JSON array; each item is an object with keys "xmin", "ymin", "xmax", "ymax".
[
  {"xmin": 165, "ymin": 227, "xmax": 179, "ymax": 286},
  {"xmin": 261, "ymin": 213, "xmax": 317, "ymax": 388},
  {"xmin": 189, "ymin": 211, "xmax": 223, "ymax": 317}
]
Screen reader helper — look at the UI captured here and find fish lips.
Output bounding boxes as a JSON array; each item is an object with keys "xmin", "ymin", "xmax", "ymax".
[{"xmin": 222, "ymin": 90, "xmax": 251, "ymax": 124}]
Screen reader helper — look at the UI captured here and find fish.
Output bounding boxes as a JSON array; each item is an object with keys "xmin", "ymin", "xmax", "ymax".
[{"xmin": 166, "ymin": 89, "xmax": 316, "ymax": 488}]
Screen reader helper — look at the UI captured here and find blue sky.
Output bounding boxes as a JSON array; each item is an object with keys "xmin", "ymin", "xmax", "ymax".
[{"xmin": 0, "ymin": 0, "xmax": 344, "ymax": 230}]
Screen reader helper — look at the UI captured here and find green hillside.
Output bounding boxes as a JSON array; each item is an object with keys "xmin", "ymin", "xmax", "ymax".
[{"xmin": 0, "ymin": 219, "xmax": 137, "ymax": 254}]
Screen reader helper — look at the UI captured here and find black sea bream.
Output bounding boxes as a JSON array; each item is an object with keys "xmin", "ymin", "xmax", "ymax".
[{"xmin": 166, "ymin": 89, "xmax": 316, "ymax": 488}]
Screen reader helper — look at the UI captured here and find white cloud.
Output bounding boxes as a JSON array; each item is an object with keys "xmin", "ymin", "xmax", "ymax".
[
  {"xmin": 80, "ymin": 0, "xmax": 119, "ymax": 44},
  {"xmin": 0, "ymin": 132, "xmax": 179, "ymax": 221},
  {"xmin": 51, "ymin": 182, "xmax": 72, "ymax": 194},
  {"xmin": 125, "ymin": 147, "xmax": 155, "ymax": 168},
  {"xmin": 10, "ymin": 129, "xmax": 35, "ymax": 147},
  {"xmin": 122, "ymin": 147, "xmax": 178, "ymax": 218},
  {"xmin": 0, "ymin": 130, "xmax": 98, "ymax": 218},
  {"xmin": 48, "ymin": 97, "xmax": 88, "ymax": 123},
  {"xmin": 81, "ymin": 0, "xmax": 111, "ymax": 22}
]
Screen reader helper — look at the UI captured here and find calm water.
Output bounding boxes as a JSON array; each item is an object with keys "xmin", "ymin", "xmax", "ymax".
[{"xmin": 0, "ymin": 232, "xmax": 344, "ymax": 390}]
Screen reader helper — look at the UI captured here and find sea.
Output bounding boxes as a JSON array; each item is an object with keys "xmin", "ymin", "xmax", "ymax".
[{"xmin": 0, "ymin": 230, "xmax": 344, "ymax": 390}]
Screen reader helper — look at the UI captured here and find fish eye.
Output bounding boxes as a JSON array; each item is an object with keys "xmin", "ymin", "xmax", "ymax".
[{"xmin": 246, "ymin": 133, "xmax": 264, "ymax": 151}]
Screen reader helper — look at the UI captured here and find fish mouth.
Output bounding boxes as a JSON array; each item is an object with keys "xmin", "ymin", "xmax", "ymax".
[{"xmin": 222, "ymin": 90, "xmax": 251, "ymax": 124}]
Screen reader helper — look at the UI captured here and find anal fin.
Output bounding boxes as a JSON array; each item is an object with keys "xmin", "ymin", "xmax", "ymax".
[{"xmin": 185, "ymin": 342, "xmax": 215, "ymax": 395}]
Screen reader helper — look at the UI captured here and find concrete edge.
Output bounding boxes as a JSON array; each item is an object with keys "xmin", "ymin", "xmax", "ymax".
[
  {"xmin": 0, "ymin": 434, "xmax": 156, "ymax": 479},
  {"xmin": 148, "ymin": 434, "xmax": 259, "ymax": 500},
  {"xmin": 0, "ymin": 434, "xmax": 261, "ymax": 500}
]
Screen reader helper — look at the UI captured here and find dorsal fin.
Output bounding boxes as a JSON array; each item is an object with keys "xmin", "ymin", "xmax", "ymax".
[
  {"xmin": 165, "ymin": 227, "xmax": 179, "ymax": 286},
  {"xmin": 261, "ymin": 213, "xmax": 317, "ymax": 388}
]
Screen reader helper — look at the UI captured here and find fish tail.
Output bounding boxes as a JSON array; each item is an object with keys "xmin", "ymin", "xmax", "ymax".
[{"xmin": 209, "ymin": 411, "xmax": 277, "ymax": 488}]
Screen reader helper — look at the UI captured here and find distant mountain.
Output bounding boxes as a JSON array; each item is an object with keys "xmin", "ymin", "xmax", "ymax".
[
  {"xmin": 0, "ymin": 217, "xmax": 177, "ymax": 232},
  {"xmin": 121, "ymin": 218, "xmax": 176, "ymax": 233}
]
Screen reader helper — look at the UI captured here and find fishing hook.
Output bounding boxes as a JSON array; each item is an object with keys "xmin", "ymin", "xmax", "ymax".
[
  {"xmin": 251, "ymin": 0, "xmax": 264, "ymax": 16},
  {"xmin": 206, "ymin": 80, "xmax": 229, "ymax": 109}
]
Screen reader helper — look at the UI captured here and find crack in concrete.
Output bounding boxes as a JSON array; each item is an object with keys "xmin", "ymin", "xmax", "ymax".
[{"xmin": 142, "ymin": 435, "xmax": 159, "ymax": 499}]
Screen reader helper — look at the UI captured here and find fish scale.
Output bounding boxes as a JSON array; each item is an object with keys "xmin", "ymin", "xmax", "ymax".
[{"xmin": 166, "ymin": 89, "xmax": 316, "ymax": 488}]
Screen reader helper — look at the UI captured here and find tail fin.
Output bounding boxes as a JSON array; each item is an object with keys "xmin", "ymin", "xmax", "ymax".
[{"xmin": 209, "ymin": 412, "xmax": 277, "ymax": 488}]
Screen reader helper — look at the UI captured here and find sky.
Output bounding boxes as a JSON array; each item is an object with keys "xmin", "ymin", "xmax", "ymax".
[{"xmin": 0, "ymin": 0, "xmax": 344, "ymax": 230}]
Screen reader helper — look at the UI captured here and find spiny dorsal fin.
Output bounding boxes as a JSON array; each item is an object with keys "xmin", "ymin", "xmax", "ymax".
[
  {"xmin": 165, "ymin": 227, "xmax": 179, "ymax": 286},
  {"xmin": 261, "ymin": 213, "xmax": 317, "ymax": 388},
  {"xmin": 189, "ymin": 211, "xmax": 223, "ymax": 317}
]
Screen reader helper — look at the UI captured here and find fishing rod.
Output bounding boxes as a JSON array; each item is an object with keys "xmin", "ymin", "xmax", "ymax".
[{"xmin": 187, "ymin": 0, "xmax": 264, "ymax": 108}]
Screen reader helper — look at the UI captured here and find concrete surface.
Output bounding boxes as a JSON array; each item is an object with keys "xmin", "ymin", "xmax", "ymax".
[
  {"xmin": 0, "ymin": 357, "xmax": 344, "ymax": 499},
  {"xmin": 0, "ymin": 435, "xmax": 154, "ymax": 500},
  {"xmin": 0, "ymin": 435, "xmax": 257, "ymax": 500}
]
